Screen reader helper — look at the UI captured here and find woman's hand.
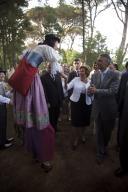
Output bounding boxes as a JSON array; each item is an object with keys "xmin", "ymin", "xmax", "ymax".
[{"xmin": 60, "ymin": 72, "xmax": 67, "ymax": 80}]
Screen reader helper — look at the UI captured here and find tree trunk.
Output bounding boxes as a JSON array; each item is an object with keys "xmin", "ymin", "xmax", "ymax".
[
  {"xmin": 81, "ymin": 0, "xmax": 86, "ymax": 63},
  {"xmin": 119, "ymin": 4, "xmax": 128, "ymax": 51}
]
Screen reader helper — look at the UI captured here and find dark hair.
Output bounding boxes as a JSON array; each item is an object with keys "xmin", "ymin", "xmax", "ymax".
[
  {"xmin": 80, "ymin": 65, "xmax": 90, "ymax": 77},
  {"xmin": 113, "ymin": 63, "xmax": 118, "ymax": 70},
  {"xmin": 100, "ymin": 53, "xmax": 112, "ymax": 64},
  {"xmin": 0, "ymin": 67, "xmax": 6, "ymax": 74},
  {"xmin": 41, "ymin": 34, "xmax": 60, "ymax": 48},
  {"xmin": 93, "ymin": 61, "xmax": 98, "ymax": 67},
  {"xmin": 74, "ymin": 58, "xmax": 81, "ymax": 63},
  {"xmin": 125, "ymin": 61, "xmax": 128, "ymax": 70}
]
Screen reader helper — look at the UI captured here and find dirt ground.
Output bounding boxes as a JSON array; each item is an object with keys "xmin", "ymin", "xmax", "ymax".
[{"xmin": 0, "ymin": 106, "xmax": 128, "ymax": 192}]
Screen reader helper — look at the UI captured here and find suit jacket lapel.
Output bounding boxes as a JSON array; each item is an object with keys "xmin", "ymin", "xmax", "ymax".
[
  {"xmin": 96, "ymin": 72, "xmax": 102, "ymax": 88},
  {"xmin": 101, "ymin": 69, "xmax": 111, "ymax": 87}
]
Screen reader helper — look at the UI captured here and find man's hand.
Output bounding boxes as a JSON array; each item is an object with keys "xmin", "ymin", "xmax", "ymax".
[{"xmin": 88, "ymin": 84, "xmax": 96, "ymax": 94}]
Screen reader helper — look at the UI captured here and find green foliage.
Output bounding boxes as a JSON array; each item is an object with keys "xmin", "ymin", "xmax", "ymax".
[
  {"xmin": 41, "ymin": 6, "xmax": 58, "ymax": 33},
  {"xmin": 114, "ymin": 48, "xmax": 126, "ymax": 69},
  {"xmin": 26, "ymin": 4, "xmax": 82, "ymax": 42},
  {"xmin": 55, "ymin": 4, "xmax": 82, "ymax": 37},
  {"xmin": 60, "ymin": 49, "xmax": 80, "ymax": 65},
  {"xmin": 84, "ymin": 31, "xmax": 110, "ymax": 66},
  {"xmin": 27, "ymin": 6, "xmax": 62, "ymax": 37},
  {"xmin": 58, "ymin": 0, "xmax": 66, "ymax": 5},
  {"xmin": 0, "ymin": 0, "xmax": 116, "ymax": 71},
  {"xmin": 0, "ymin": 0, "xmax": 32, "ymax": 69}
]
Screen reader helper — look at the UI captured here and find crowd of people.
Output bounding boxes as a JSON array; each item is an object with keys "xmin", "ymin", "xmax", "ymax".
[{"xmin": 0, "ymin": 34, "xmax": 128, "ymax": 177}]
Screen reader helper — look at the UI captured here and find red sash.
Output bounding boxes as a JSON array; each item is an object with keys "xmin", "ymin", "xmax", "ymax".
[{"xmin": 8, "ymin": 58, "xmax": 38, "ymax": 96}]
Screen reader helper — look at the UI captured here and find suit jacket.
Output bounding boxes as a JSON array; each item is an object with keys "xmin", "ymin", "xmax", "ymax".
[
  {"xmin": 68, "ymin": 70, "xmax": 78, "ymax": 83},
  {"xmin": 117, "ymin": 71, "xmax": 128, "ymax": 143},
  {"xmin": 91, "ymin": 68, "xmax": 119, "ymax": 120},
  {"xmin": 41, "ymin": 72, "xmax": 64, "ymax": 108},
  {"xmin": 117, "ymin": 71, "xmax": 128, "ymax": 115},
  {"xmin": 67, "ymin": 70, "xmax": 79, "ymax": 98}
]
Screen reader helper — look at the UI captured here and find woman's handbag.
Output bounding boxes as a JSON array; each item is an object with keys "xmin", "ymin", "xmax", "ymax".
[{"xmin": 8, "ymin": 58, "xmax": 38, "ymax": 96}]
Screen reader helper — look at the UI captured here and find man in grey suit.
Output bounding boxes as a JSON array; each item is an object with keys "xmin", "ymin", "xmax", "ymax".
[
  {"xmin": 88, "ymin": 54, "xmax": 119, "ymax": 164},
  {"xmin": 115, "ymin": 69, "xmax": 128, "ymax": 177}
]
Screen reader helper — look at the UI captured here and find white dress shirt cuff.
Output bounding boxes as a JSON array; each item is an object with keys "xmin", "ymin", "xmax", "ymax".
[{"xmin": 0, "ymin": 95, "xmax": 10, "ymax": 104}]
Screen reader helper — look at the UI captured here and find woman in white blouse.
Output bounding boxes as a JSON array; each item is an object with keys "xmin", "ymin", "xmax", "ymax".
[{"xmin": 67, "ymin": 66, "xmax": 93, "ymax": 149}]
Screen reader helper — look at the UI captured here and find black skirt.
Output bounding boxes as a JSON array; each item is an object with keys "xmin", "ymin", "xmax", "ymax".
[
  {"xmin": 71, "ymin": 94, "xmax": 92, "ymax": 127},
  {"xmin": 0, "ymin": 104, "xmax": 7, "ymax": 146}
]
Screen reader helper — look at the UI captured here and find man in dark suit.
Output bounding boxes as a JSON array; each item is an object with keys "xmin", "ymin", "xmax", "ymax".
[
  {"xmin": 41, "ymin": 64, "xmax": 64, "ymax": 132},
  {"xmin": 67, "ymin": 58, "xmax": 82, "ymax": 120},
  {"xmin": 88, "ymin": 54, "xmax": 119, "ymax": 164},
  {"xmin": 68, "ymin": 58, "xmax": 81, "ymax": 83},
  {"xmin": 115, "ymin": 68, "xmax": 128, "ymax": 177}
]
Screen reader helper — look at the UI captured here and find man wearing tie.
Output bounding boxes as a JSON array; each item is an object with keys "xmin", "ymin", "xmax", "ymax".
[
  {"xmin": 68, "ymin": 58, "xmax": 81, "ymax": 83},
  {"xmin": 88, "ymin": 54, "xmax": 119, "ymax": 164},
  {"xmin": 41, "ymin": 63, "xmax": 64, "ymax": 132},
  {"xmin": 68, "ymin": 58, "xmax": 82, "ymax": 97}
]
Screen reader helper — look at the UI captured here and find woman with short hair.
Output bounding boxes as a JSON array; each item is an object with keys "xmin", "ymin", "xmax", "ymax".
[{"xmin": 66, "ymin": 66, "xmax": 93, "ymax": 150}]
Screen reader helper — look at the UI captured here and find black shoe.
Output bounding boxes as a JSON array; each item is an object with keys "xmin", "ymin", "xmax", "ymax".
[
  {"xmin": 4, "ymin": 142, "xmax": 13, "ymax": 148},
  {"xmin": 0, "ymin": 143, "xmax": 13, "ymax": 149},
  {"xmin": 114, "ymin": 168, "xmax": 128, "ymax": 178},
  {"xmin": 6, "ymin": 137, "xmax": 14, "ymax": 143},
  {"xmin": 41, "ymin": 162, "xmax": 53, "ymax": 173},
  {"xmin": 7, "ymin": 137, "xmax": 14, "ymax": 142}
]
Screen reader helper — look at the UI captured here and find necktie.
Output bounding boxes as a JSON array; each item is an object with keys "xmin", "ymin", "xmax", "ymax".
[
  {"xmin": 101, "ymin": 72, "xmax": 105, "ymax": 82},
  {"xmin": 51, "ymin": 74, "xmax": 55, "ymax": 81}
]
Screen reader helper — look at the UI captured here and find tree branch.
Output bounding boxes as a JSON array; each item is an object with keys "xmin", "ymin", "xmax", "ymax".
[
  {"xmin": 117, "ymin": 2, "xmax": 125, "ymax": 13},
  {"xmin": 123, "ymin": 43, "xmax": 128, "ymax": 57},
  {"xmin": 120, "ymin": 0, "xmax": 126, "ymax": 7},
  {"xmin": 96, "ymin": 3, "xmax": 111, "ymax": 17},
  {"xmin": 111, "ymin": 0, "xmax": 124, "ymax": 24}
]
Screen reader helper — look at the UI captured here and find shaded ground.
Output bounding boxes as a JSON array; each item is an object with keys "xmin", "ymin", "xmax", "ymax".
[{"xmin": 0, "ymin": 106, "xmax": 128, "ymax": 192}]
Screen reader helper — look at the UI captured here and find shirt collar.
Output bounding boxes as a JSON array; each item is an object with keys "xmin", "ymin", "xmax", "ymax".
[{"xmin": 100, "ymin": 67, "xmax": 109, "ymax": 74}]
